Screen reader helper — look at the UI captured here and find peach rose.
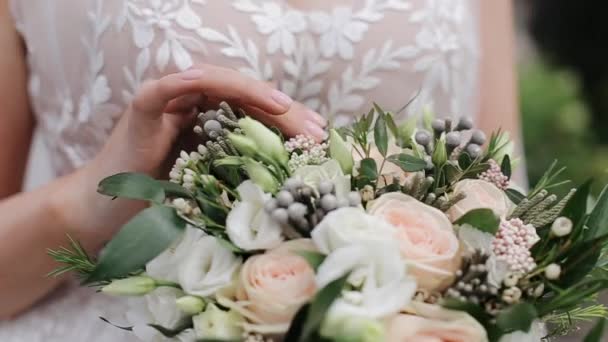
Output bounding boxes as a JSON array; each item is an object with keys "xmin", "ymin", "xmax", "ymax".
[
  {"xmin": 386, "ymin": 302, "xmax": 488, "ymax": 342},
  {"xmin": 236, "ymin": 239, "xmax": 317, "ymax": 325},
  {"xmin": 447, "ymin": 179, "xmax": 513, "ymax": 222},
  {"xmin": 367, "ymin": 193, "xmax": 461, "ymax": 291}
]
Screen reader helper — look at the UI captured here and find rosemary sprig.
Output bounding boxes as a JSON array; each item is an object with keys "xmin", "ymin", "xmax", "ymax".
[{"xmin": 47, "ymin": 235, "xmax": 96, "ymax": 279}]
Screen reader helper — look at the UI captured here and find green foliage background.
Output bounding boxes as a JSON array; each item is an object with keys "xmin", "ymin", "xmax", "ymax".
[{"xmin": 520, "ymin": 60, "xmax": 608, "ymax": 195}]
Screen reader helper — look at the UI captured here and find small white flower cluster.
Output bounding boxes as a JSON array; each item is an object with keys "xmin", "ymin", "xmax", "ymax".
[
  {"xmin": 478, "ymin": 159, "xmax": 509, "ymax": 190},
  {"xmin": 492, "ymin": 218, "xmax": 540, "ymax": 273},
  {"xmin": 172, "ymin": 198, "xmax": 201, "ymax": 217},
  {"xmin": 169, "ymin": 146, "xmax": 207, "ymax": 189},
  {"xmin": 284, "ymin": 135, "xmax": 329, "ymax": 172}
]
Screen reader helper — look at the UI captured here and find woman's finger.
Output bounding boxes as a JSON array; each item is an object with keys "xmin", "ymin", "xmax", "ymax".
[{"xmin": 242, "ymin": 101, "xmax": 328, "ymax": 142}]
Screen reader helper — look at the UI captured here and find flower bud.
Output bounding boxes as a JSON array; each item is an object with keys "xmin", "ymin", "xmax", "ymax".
[
  {"xmin": 329, "ymin": 129, "xmax": 354, "ymax": 174},
  {"xmin": 244, "ymin": 159, "xmax": 279, "ymax": 193},
  {"xmin": 239, "ymin": 117, "xmax": 288, "ymax": 165},
  {"xmin": 101, "ymin": 276, "xmax": 156, "ymax": 296},
  {"xmin": 193, "ymin": 304, "xmax": 244, "ymax": 340},
  {"xmin": 432, "ymin": 137, "xmax": 448, "ymax": 166},
  {"xmin": 551, "ymin": 217, "xmax": 573, "ymax": 237},
  {"xmin": 176, "ymin": 296, "xmax": 206, "ymax": 315},
  {"xmin": 321, "ymin": 315, "xmax": 385, "ymax": 342},
  {"xmin": 228, "ymin": 133, "xmax": 258, "ymax": 157},
  {"xmin": 545, "ymin": 263, "xmax": 561, "ymax": 280}
]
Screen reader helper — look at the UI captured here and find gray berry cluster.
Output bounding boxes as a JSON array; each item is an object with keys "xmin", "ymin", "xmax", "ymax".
[
  {"xmin": 264, "ymin": 178, "xmax": 362, "ymax": 237},
  {"xmin": 192, "ymin": 102, "xmax": 243, "ymax": 159},
  {"xmin": 443, "ymin": 251, "xmax": 507, "ymax": 316},
  {"xmin": 414, "ymin": 117, "xmax": 487, "ymax": 161}
]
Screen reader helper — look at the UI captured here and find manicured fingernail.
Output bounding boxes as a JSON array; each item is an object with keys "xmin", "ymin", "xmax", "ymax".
[
  {"xmin": 271, "ymin": 90, "xmax": 293, "ymax": 110},
  {"xmin": 307, "ymin": 110, "xmax": 328, "ymax": 127},
  {"xmin": 180, "ymin": 69, "xmax": 205, "ymax": 80},
  {"xmin": 305, "ymin": 121, "xmax": 328, "ymax": 142}
]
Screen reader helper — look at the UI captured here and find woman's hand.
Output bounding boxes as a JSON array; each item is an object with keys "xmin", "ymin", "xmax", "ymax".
[{"xmin": 59, "ymin": 65, "xmax": 327, "ymax": 240}]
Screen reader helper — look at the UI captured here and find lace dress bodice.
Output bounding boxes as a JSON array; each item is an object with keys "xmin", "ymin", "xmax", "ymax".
[{"xmin": 2, "ymin": 0, "xmax": 480, "ymax": 341}]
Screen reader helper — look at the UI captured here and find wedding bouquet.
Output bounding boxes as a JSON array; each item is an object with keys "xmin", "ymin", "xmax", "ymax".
[{"xmin": 50, "ymin": 102, "xmax": 608, "ymax": 342}]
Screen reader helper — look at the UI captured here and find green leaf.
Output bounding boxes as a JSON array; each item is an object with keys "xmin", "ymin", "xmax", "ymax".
[
  {"xmin": 505, "ymin": 188, "xmax": 526, "ymax": 205},
  {"xmin": 387, "ymin": 154, "xmax": 427, "ymax": 172},
  {"xmin": 148, "ymin": 320, "xmax": 193, "ymax": 338},
  {"xmin": 86, "ymin": 206, "xmax": 186, "ymax": 283},
  {"xmin": 385, "ymin": 113, "xmax": 399, "ymax": 139},
  {"xmin": 501, "ymin": 155, "xmax": 512, "ymax": 179},
  {"xmin": 584, "ymin": 319, "xmax": 607, "ymax": 342},
  {"xmin": 299, "ymin": 274, "xmax": 350, "ymax": 342},
  {"xmin": 373, "ymin": 107, "xmax": 388, "ymax": 157},
  {"xmin": 156, "ymin": 180, "xmax": 192, "ymax": 198},
  {"xmin": 587, "ymin": 185, "xmax": 608, "ymax": 240},
  {"xmin": 562, "ymin": 181, "xmax": 591, "ymax": 222},
  {"xmin": 98, "ymin": 173, "xmax": 166, "ymax": 204},
  {"xmin": 442, "ymin": 299, "xmax": 489, "ymax": 325},
  {"xmin": 454, "ymin": 209, "xmax": 500, "ymax": 234},
  {"xmin": 458, "ymin": 152, "xmax": 473, "ymax": 170},
  {"xmin": 295, "ymin": 251, "xmax": 326, "ymax": 271},
  {"xmin": 496, "ymin": 303, "xmax": 538, "ymax": 333},
  {"xmin": 359, "ymin": 158, "xmax": 378, "ymax": 180}
]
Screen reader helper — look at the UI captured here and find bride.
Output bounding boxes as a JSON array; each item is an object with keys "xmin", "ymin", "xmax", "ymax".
[{"xmin": 0, "ymin": 0, "xmax": 519, "ymax": 340}]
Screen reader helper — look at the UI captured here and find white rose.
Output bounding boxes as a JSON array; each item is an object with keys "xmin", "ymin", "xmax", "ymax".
[
  {"xmin": 126, "ymin": 287, "xmax": 192, "ymax": 342},
  {"xmin": 146, "ymin": 226, "xmax": 206, "ymax": 282},
  {"xmin": 178, "ymin": 236, "xmax": 242, "ymax": 297},
  {"xmin": 311, "ymin": 207, "xmax": 397, "ymax": 254},
  {"xmin": 316, "ymin": 241, "xmax": 416, "ymax": 319},
  {"xmin": 226, "ymin": 180, "xmax": 283, "ymax": 251},
  {"xmin": 293, "ymin": 159, "xmax": 351, "ymax": 198},
  {"xmin": 447, "ymin": 179, "xmax": 513, "ymax": 222}
]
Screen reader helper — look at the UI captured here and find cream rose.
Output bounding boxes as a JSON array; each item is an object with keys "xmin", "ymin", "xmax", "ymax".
[
  {"xmin": 386, "ymin": 302, "xmax": 488, "ymax": 342},
  {"xmin": 236, "ymin": 239, "xmax": 317, "ymax": 326},
  {"xmin": 367, "ymin": 193, "xmax": 461, "ymax": 291},
  {"xmin": 447, "ymin": 179, "xmax": 513, "ymax": 222}
]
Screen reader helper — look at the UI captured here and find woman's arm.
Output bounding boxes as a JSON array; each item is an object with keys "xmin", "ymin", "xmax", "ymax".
[
  {"xmin": 477, "ymin": 0, "xmax": 520, "ymax": 140},
  {"xmin": 0, "ymin": 0, "xmax": 326, "ymax": 317}
]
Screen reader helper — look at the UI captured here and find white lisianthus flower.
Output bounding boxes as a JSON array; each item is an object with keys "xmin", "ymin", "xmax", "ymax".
[
  {"xmin": 293, "ymin": 159, "xmax": 351, "ymax": 198},
  {"xmin": 226, "ymin": 181, "xmax": 284, "ymax": 251},
  {"xmin": 316, "ymin": 241, "xmax": 416, "ymax": 319},
  {"xmin": 178, "ymin": 236, "xmax": 242, "ymax": 297},
  {"xmin": 311, "ymin": 207, "xmax": 397, "ymax": 253},
  {"xmin": 146, "ymin": 226, "xmax": 206, "ymax": 282},
  {"xmin": 126, "ymin": 287, "xmax": 192, "ymax": 342}
]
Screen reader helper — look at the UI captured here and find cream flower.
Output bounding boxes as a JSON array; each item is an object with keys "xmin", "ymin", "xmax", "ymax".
[
  {"xmin": 226, "ymin": 180, "xmax": 284, "ymax": 251},
  {"xmin": 177, "ymin": 236, "xmax": 242, "ymax": 297},
  {"xmin": 447, "ymin": 179, "xmax": 513, "ymax": 222},
  {"xmin": 367, "ymin": 193, "xmax": 461, "ymax": 291},
  {"xmin": 237, "ymin": 239, "xmax": 317, "ymax": 327},
  {"xmin": 385, "ymin": 302, "xmax": 488, "ymax": 342}
]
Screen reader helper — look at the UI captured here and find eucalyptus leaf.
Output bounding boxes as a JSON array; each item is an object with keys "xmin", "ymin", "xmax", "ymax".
[
  {"xmin": 157, "ymin": 180, "xmax": 192, "ymax": 198},
  {"xmin": 295, "ymin": 250, "xmax": 326, "ymax": 271},
  {"xmin": 442, "ymin": 299, "xmax": 489, "ymax": 325},
  {"xmin": 387, "ymin": 154, "xmax": 427, "ymax": 172},
  {"xmin": 501, "ymin": 155, "xmax": 512, "ymax": 179},
  {"xmin": 385, "ymin": 113, "xmax": 399, "ymax": 139},
  {"xmin": 299, "ymin": 274, "xmax": 350, "ymax": 342},
  {"xmin": 360, "ymin": 158, "xmax": 378, "ymax": 180},
  {"xmin": 495, "ymin": 303, "xmax": 537, "ymax": 333},
  {"xmin": 86, "ymin": 206, "xmax": 186, "ymax": 283},
  {"xmin": 505, "ymin": 188, "xmax": 526, "ymax": 205},
  {"xmin": 148, "ymin": 320, "xmax": 193, "ymax": 338},
  {"xmin": 584, "ymin": 318, "xmax": 606, "ymax": 342},
  {"xmin": 454, "ymin": 209, "xmax": 500, "ymax": 234},
  {"xmin": 98, "ymin": 173, "xmax": 166, "ymax": 204},
  {"xmin": 373, "ymin": 109, "xmax": 388, "ymax": 157}
]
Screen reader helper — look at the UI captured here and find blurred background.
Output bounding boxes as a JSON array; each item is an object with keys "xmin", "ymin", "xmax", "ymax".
[
  {"xmin": 516, "ymin": 0, "xmax": 608, "ymax": 197},
  {"xmin": 515, "ymin": 1, "xmax": 608, "ymax": 340}
]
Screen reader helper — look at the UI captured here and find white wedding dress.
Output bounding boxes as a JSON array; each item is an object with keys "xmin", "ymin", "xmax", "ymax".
[{"xmin": 1, "ymin": 0, "xmax": 480, "ymax": 341}]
